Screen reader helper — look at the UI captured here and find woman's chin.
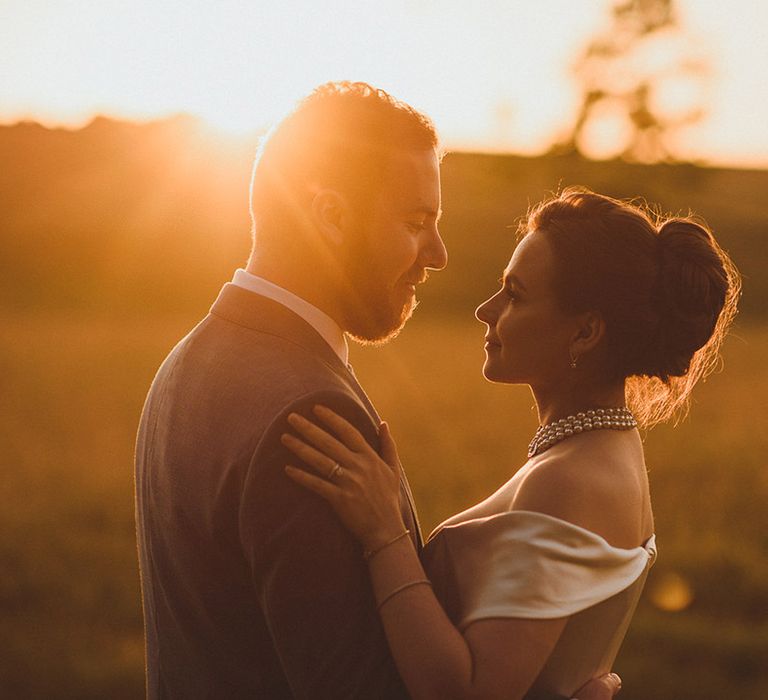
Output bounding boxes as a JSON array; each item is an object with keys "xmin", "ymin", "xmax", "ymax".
[
  {"xmin": 481, "ymin": 363, "xmax": 505, "ymax": 383},
  {"xmin": 481, "ymin": 362, "xmax": 522, "ymax": 385}
]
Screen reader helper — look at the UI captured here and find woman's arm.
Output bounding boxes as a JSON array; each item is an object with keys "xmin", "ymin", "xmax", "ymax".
[
  {"xmin": 281, "ymin": 408, "xmax": 567, "ymax": 700},
  {"xmin": 368, "ymin": 532, "xmax": 567, "ymax": 700}
]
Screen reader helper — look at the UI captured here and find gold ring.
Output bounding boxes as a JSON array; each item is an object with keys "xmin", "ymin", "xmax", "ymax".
[{"xmin": 328, "ymin": 462, "xmax": 343, "ymax": 481}]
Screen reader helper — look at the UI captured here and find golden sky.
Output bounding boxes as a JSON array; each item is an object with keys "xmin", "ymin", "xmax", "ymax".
[{"xmin": 1, "ymin": 0, "xmax": 767, "ymax": 167}]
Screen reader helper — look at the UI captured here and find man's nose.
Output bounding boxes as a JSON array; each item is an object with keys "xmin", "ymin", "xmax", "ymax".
[{"xmin": 422, "ymin": 226, "xmax": 448, "ymax": 271}]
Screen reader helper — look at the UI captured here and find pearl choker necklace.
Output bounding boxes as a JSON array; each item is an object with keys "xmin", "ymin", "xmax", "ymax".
[{"xmin": 528, "ymin": 407, "xmax": 638, "ymax": 458}]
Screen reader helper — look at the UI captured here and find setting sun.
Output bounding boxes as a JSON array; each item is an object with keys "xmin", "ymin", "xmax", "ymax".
[{"xmin": 2, "ymin": 0, "xmax": 768, "ymax": 165}]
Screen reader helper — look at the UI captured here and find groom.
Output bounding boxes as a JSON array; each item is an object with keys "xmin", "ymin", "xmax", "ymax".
[{"xmin": 135, "ymin": 82, "xmax": 620, "ymax": 699}]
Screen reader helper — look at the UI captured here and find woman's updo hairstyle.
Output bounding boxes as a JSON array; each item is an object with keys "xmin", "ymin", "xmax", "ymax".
[{"xmin": 525, "ymin": 187, "xmax": 740, "ymax": 427}]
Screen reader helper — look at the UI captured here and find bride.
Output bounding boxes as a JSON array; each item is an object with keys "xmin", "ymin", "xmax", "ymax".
[{"xmin": 281, "ymin": 188, "xmax": 739, "ymax": 700}]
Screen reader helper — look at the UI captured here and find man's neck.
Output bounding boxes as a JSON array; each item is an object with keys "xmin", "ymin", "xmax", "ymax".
[
  {"xmin": 246, "ymin": 257, "xmax": 344, "ymax": 327},
  {"xmin": 233, "ymin": 268, "xmax": 350, "ymax": 365}
]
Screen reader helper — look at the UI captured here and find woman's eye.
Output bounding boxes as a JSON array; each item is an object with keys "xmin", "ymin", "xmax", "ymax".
[
  {"xmin": 497, "ymin": 279, "xmax": 516, "ymax": 300},
  {"xmin": 408, "ymin": 221, "xmax": 426, "ymax": 232}
]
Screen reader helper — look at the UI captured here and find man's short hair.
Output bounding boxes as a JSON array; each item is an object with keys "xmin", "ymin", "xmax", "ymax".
[{"xmin": 249, "ymin": 81, "xmax": 440, "ymax": 235}]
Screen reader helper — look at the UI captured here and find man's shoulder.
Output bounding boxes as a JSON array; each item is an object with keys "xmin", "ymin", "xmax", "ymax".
[
  {"xmin": 154, "ymin": 311, "xmax": 365, "ymax": 439},
  {"xmin": 177, "ymin": 311, "xmax": 346, "ymax": 391}
]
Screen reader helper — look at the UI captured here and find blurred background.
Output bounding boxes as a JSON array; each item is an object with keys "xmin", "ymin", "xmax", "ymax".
[{"xmin": 1, "ymin": 1, "xmax": 766, "ymax": 697}]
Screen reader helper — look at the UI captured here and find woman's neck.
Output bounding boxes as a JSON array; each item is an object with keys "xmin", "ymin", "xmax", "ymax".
[{"xmin": 532, "ymin": 381, "xmax": 627, "ymax": 426}]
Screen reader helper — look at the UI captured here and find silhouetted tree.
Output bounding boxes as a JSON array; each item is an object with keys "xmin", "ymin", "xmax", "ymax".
[{"xmin": 557, "ymin": 0, "xmax": 708, "ymax": 162}]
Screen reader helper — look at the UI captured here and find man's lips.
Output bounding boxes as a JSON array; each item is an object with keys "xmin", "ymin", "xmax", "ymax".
[
  {"xmin": 402, "ymin": 273, "xmax": 427, "ymax": 295},
  {"xmin": 404, "ymin": 271, "xmax": 428, "ymax": 287}
]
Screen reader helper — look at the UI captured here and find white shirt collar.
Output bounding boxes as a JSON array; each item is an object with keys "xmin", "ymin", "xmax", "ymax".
[{"xmin": 231, "ymin": 268, "xmax": 349, "ymax": 365}]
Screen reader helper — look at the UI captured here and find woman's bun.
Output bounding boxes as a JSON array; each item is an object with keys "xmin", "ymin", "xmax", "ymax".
[{"xmin": 648, "ymin": 219, "xmax": 730, "ymax": 381}]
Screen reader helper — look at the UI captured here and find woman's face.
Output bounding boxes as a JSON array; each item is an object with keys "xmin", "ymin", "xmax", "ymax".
[{"xmin": 475, "ymin": 230, "xmax": 577, "ymax": 386}]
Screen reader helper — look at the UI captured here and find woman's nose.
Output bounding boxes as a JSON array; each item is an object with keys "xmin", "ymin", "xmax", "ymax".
[{"xmin": 475, "ymin": 294, "xmax": 497, "ymax": 324}]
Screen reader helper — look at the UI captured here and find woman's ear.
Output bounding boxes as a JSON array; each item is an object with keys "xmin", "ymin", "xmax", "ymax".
[
  {"xmin": 310, "ymin": 188, "xmax": 349, "ymax": 247},
  {"xmin": 569, "ymin": 311, "xmax": 606, "ymax": 362}
]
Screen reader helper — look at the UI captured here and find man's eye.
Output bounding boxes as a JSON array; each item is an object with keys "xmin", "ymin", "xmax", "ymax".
[{"xmin": 408, "ymin": 221, "xmax": 426, "ymax": 231}]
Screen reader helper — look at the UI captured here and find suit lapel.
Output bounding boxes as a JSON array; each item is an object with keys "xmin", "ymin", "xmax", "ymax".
[{"xmin": 344, "ymin": 365, "xmax": 424, "ymax": 552}]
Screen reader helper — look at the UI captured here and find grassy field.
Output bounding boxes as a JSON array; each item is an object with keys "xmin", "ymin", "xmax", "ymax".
[{"xmin": 1, "ymin": 310, "xmax": 766, "ymax": 698}]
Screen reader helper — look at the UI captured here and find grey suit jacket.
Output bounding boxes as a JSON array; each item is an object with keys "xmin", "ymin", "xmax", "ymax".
[{"xmin": 135, "ymin": 283, "xmax": 420, "ymax": 699}]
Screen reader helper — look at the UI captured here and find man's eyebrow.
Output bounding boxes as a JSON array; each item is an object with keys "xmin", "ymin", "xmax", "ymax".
[{"xmin": 410, "ymin": 207, "xmax": 442, "ymax": 221}]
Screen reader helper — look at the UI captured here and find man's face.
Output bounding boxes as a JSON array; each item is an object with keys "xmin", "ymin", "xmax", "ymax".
[{"xmin": 342, "ymin": 148, "xmax": 447, "ymax": 343}]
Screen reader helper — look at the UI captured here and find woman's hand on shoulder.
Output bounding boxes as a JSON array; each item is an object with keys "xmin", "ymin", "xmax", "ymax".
[
  {"xmin": 573, "ymin": 673, "xmax": 623, "ymax": 700},
  {"xmin": 281, "ymin": 406, "xmax": 406, "ymax": 550}
]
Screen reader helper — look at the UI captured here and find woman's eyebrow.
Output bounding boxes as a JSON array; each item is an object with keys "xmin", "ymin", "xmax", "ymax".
[{"xmin": 502, "ymin": 272, "xmax": 527, "ymax": 291}]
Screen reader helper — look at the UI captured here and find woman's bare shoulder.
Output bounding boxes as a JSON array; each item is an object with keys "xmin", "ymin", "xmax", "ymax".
[
  {"xmin": 510, "ymin": 430, "xmax": 651, "ymax": 548},
  {"xmin": 432, "ymin": 470, "xmax": 526, "ymax": 533}
]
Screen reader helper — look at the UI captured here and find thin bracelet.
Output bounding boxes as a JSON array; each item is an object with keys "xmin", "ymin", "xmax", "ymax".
[
  {"xmin": 363, "ymin": 529, "xmax": 410, "ymax": 561},
  {"xmin": 377, "ymin": 579, "xmax": 432, "ymax": 611}
]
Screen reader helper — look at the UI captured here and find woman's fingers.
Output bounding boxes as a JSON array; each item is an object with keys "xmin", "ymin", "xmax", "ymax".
[
  {"xmin": 573, "ymin": 672, "xmax": 622, "ymax": 700},
  {"xmin": 285, "ymin": 465, "xmax": 340, "ymax": 502},
  {"xmin": 378, "ymin": 422, "xmax": 401, "ymax": 477},
  {"xmin": 313, "ymin": 405, "xmax": 372, "ymax": 453},
  {"xmin": 286, "ymin": 413, "xmax": 351, "ymax": 464},
  {"xmin": 281, "ymin": 432, "xmax": 340, "ymax": 478}
]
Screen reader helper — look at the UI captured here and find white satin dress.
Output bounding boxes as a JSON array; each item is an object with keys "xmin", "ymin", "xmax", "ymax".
[{"xmin": 422, "ymin": 464, "xmax": 657, "ymax": 698}]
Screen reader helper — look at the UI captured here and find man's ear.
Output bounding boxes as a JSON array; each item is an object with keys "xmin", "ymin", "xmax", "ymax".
[
  {"xmin": 310, "ymin": 188, "xmax": 350, "ymax": 247},
  {"xmin": 570, "ymin": 311, "xmax": 606, "ymax": 361}
]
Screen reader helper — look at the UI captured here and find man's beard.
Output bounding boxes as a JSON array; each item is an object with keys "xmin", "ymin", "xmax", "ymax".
[
  {"xmin": 340, "ymin": 238, "xmax": 420, "ymax": 346},
  {"xmin": 346, "ymin": 290, "xmax": 418, "ymax": 346}
]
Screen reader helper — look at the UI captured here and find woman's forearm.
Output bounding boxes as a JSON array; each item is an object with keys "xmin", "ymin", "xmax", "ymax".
[{"xmin": 367, "ymin": 537, "xmax": 479, "ymax": 700}]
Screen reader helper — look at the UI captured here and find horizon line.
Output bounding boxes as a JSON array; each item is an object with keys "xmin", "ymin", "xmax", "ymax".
[{"xmin": 2, "ymin": 112, "xmax": 768, "ymax": 174}]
